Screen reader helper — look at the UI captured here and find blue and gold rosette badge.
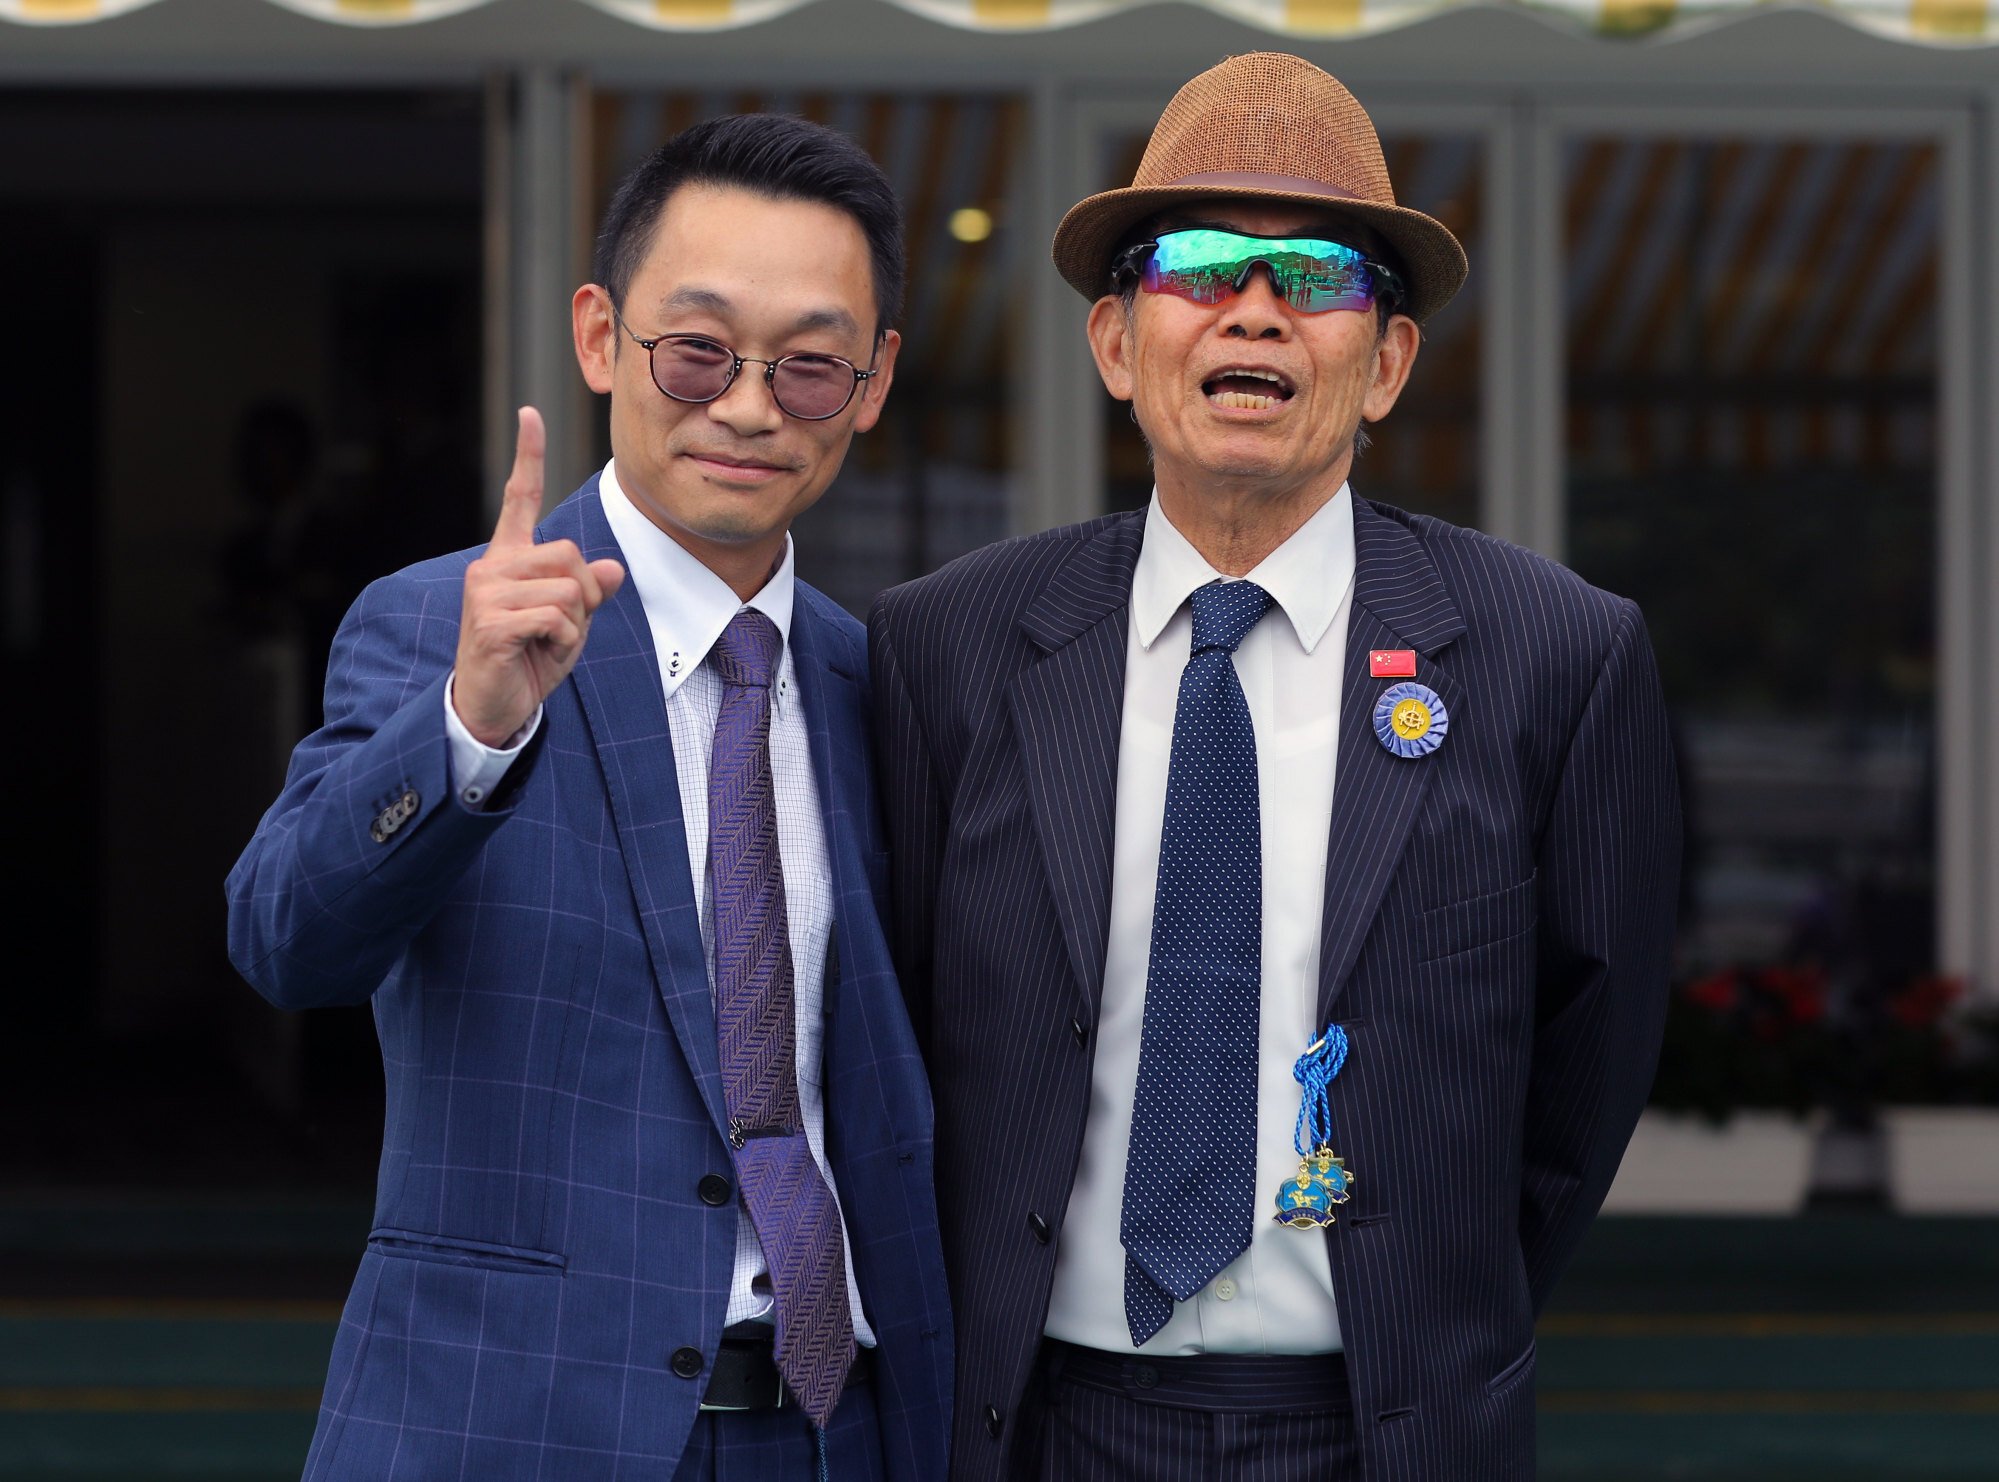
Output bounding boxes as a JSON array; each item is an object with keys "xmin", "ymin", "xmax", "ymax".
[
  {"xmin": 1274, "ymin": 1025, "xmax": 1354, "ymax": 1229},
  {"xmin": 1373, "ymin": 681, "xmax": 1449, "ymax": 760}
]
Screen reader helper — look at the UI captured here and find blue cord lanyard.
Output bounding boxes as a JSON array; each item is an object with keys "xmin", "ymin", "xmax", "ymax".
[
  {"xmin": 1273, "ymin": 1023, "xmax": 1356, "ymax": 1228},
  {"xmin": 1291, "ymin": 1024, "xmax": 1349, "ymax": 1158}
]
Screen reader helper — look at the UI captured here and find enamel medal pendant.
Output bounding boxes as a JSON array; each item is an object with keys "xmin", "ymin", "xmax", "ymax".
[
  {"xmin": 1273, "ymin": 1025, "xmax": 1355, "ymax": 1228},
  {"xmin": 1274, "ymin": 1146, "xmax": 1354, "ymax": 1228}
]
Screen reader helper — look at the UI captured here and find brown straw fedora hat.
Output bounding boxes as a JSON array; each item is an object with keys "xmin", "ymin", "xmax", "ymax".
[{"xmin": 1052, "ymin": 52, "xmax": 1468, "ymax": 324}]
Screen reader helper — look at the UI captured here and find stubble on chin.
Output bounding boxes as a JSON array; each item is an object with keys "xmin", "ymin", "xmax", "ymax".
[{"xmin": 681, "ymin": 502, "xmax": 778, "ymax": 548}]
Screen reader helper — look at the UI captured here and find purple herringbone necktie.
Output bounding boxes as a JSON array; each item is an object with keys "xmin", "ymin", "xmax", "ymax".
[{"xmin": 708, "ymin": 608, "xmax": 855, "ymax": 1427}]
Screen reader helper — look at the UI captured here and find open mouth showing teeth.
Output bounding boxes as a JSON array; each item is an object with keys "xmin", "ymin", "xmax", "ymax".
[{"xmin": 1203, "ymin": 368, "xmax": 1295, "ymax": 410}]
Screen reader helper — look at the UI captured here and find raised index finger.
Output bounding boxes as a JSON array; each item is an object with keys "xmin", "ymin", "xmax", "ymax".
[{"xmin": 492, "ymin": 406, "xmax": 546, "ymax": 550}]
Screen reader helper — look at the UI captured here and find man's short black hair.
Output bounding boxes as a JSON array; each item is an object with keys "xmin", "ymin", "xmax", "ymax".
[{"xmin": 593, "ymin": 113, "xmax": 905, "ymax": 338}]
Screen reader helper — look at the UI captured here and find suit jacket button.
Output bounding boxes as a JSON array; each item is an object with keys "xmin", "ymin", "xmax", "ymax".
[
  {"xmin": 1027, "ymin": 1211, "xmax": 1050, "ymax": 1244},
  {"xmin": 698, "ymin": 1174, "xmax": 731, "ymax": 1207},
  {"xmin": 670, "ymin": 1346, "xmax": 704, "ymax": 1379},
  {"xmin": 1134, "ymin": 1363, "xmax": 1160, "ymax": 1389},
  {"xmin": 369, "ymin": 820, "xmax": 388, "ymax": 844},
  {"xmin": 984, "ymin": 1403, "xmax": 1002, "ymax": 1437},
  {"xmin": 1070, "ymin": 1016, "xmax": 1089, "ymax": 1047}
]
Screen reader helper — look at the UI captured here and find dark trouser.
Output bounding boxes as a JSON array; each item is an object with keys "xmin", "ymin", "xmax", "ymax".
[
  {"xmin": 671, "ymin": 1347, "xmax": 882, "ymax": 1482},
  {"xmin": 1021, "ymin": 1340, "xmax": 1358, "ymax": 1482}
]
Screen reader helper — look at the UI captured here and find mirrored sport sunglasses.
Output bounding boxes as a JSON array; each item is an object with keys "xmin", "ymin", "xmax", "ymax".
[
  {"xmin": 1114, "ymin": 228, "xmax": 1405, "ymax": 316},
  {"xmin": 617, "ymin": 312, "xmax": 879, "ymax": 421}
]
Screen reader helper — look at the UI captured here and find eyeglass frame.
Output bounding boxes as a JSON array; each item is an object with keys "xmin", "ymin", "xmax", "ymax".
[
  {"xmin": 612, "ymin": 309, "xmax": 883, "ymax": 422},
  {"xmin": 1110, "ymin": 229, "xmax": 1407, "ymax": 316}
]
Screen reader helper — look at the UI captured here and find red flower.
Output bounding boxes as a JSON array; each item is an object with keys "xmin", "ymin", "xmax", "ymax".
[
  {"xmin": 1684, "ymin": 970, "xmax": 1740, "ymax": 1014},
  {"xmin": 1758, "ymin": 965, "xmax": 1829, "ymax": 1027},
  {"xmin": 1889, "ymin": 974, "xmax": 1965, "ymax": 1030}
]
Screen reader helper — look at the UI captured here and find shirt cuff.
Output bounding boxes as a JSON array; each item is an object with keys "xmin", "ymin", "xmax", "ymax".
[{"xmin": 444, "ymin": 672, "xmax": 541, "ymax": 808}]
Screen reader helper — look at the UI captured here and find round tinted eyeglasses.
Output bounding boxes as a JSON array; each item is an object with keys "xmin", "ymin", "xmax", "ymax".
[
  {"xmin": 616, "ymin": 313, "xmax": 879, "ymax": 422},
  {"xmin": 1113, "ymin": 228, "xmax": 1405, "ymax": 316}
]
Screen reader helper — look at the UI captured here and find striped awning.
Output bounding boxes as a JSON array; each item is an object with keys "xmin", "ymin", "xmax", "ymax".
[{"xmin": 3, "ymin": 0, "xmax": 1994, "ymax": 42}]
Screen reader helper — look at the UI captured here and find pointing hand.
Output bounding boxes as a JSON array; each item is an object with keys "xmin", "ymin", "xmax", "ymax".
[{"xmin": 451, "ymin": 407, "xmax": 627, "ymax": 746}]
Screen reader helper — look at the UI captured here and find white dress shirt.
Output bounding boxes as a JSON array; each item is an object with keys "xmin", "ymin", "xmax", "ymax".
[
  {"xmin": 1043, "ymin": 485, "xmax": 1357, "ymax": 1355},
  {"xmin": 446, "ymin": 460, "xmax": 875, "ymax": 1345}
]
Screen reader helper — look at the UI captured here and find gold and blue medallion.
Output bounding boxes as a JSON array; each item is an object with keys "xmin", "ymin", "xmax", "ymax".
[
  {"xmin": 1273, "ymin": 1024, "xmax": 1355, "ymax": 1228},
  {"xmin": 1372, "ymin": 680, "xmax": 1449, "ymax": 760},
  {"xmin": 1274, "ymin": 1146, "xmax": 1354, "ymax": 1229}
]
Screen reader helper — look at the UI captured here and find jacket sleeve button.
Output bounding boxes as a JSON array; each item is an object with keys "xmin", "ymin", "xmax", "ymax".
[
  {"xmin": 670, "ymin": 1346, "xmax": 704, "ymax": 1379},
  {"xmin": 984, "ymin": 1403, "xmax": 1002, "ymax": 1437},
  {"xmin": 1027, "ymin": 1212, "xmax": 1050, "ymax": 1244},
  {"xmin": 698, "ymin": 1174, "xmax": 732, "ymax": 1207}
]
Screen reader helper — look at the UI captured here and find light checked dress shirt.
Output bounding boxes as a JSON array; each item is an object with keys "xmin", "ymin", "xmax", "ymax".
[
  {"xmin": 445, "ymin": 459, "xmax": 876, "ymax": 1345},
  {"xmin": 1042, "ymin": 484, "xmax": 1356, "ymax": 1356}
]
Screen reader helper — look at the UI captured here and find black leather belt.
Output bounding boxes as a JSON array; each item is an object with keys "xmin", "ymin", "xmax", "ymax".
[{"xmin": 700, "ymin": 1323, "xmax": 871, "ymax": 1413}]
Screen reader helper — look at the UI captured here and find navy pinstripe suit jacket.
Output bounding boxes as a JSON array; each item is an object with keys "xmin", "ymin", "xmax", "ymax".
[
  {"xmin": 227, "ymin": 478, "xmax": 952, "ymax": 1482},
  {"xmin": 867, "ymin": 497, "xmax": 1680, "ymax": 1481}
]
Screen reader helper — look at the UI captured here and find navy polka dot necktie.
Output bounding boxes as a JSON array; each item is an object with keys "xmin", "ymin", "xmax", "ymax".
[{"xmin": 1120, "ymin": 578, "xmax": 1272, "ymax": 1345}]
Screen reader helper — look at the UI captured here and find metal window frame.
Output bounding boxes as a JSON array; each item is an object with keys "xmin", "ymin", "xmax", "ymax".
[
  {"xmin": 1973, "ymin": 88, "xmax": 1998, "ymax": 1004},
  {"xmin": 484, "ymin": 67, "xmax": 595, "ymax": 523},
  {"xmin": 491, "ymin": 70, "xmax": 1989, "ymax": 998},
  {"xmin": 1538, "ymin": 100, "xmax": 1981, "ymax": 996}
]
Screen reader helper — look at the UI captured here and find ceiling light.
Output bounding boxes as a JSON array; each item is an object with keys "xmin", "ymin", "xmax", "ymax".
[{"xmin": 948, "ymin": 207, "xmax": 994, "ymax": 244}]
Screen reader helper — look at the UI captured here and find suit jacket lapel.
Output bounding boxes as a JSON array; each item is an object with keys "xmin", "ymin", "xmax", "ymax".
[
  {"xmin": 784, "ymin": 591, "xmax": 853, "ymax": 977},
  {"xmin": 1317, "ymin": 500, "xmax": 1468, "ymax": 1023},
  {"xmin": 559, "ymin": 486, "xmax": 731, "ymax": 1140},
  {"xmin": 1011, "ymin": 514, "xmax": 1145, "ymax": 1020}
]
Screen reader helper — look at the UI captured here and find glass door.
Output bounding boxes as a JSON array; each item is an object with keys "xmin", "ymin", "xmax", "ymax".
[{"xmin": 1556, "ymin": 122, "xmax": 1956, "ymax": 1076}]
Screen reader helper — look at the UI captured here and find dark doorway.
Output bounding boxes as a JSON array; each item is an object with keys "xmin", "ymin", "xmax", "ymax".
[{"xmin": 0, "ymin": 87, "xmax": 486, "ymax": 1197}]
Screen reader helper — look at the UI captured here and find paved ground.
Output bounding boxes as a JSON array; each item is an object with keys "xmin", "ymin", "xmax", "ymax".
[
  {"xmin": 1537, "ymin": 1217, "xmax": 1999, "ymax": 1480},
  {"xmin": 2, "ymin": 1204, "xmax": 1994, "ymax": 1479}
]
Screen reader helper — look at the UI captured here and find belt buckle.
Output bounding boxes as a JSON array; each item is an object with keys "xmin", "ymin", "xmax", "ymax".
[{"xmin": 698, "ymin": 1333, "xmax": 785, "ymax": 1413}]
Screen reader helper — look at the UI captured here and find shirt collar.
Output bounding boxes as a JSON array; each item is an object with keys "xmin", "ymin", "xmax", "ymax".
[
  {"xmin": 598, "ymin": 459, "xmax": 794, "ymax": 698},
  {"xmin": 1131, "ymin": 483, "xmax": 1356, "ymax": 655}
]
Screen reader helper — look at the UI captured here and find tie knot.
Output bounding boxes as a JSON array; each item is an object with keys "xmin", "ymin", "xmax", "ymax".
[
  {"xmin": 1188, "ymin": 580, "xmax": 1271, "ymax": 656},
  {"xmin": 711, "ymin": 608, "xmax": 782, "ymax": 689}
]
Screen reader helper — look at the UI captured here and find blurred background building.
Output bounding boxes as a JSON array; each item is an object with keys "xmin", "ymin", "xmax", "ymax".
[{"xmin": 3, "ymin": 2, "xmax": 1998, "ymax": 1477}]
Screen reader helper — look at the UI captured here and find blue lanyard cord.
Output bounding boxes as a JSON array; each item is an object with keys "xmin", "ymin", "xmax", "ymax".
[{"xmin": 1291, "ymin": 1024, "xmax": 1349, "ymax": 1157}]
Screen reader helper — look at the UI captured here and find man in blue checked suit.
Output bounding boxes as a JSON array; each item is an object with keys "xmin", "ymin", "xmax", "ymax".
[
  {"xmin": 868, "ymin": 55, "xmax": 1679, "ymax": 1481},
  {"xmin": 228, "ymin": 115, "xmax": 950, "ymax": 1481}
]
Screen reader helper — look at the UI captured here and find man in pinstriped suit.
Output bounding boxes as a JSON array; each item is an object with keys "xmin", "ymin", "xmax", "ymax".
[
  {"xmin": 868, "ymin": 55, "xmax": 1679, "ymax": 1480},
  {"xmin": 227, "ymin": 117, "xmax": 950, "ymax": 1480}
]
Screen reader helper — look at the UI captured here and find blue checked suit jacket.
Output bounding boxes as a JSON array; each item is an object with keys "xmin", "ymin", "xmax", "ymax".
[
  {"xmin": 868, "ymin": 498, "xmax": 1680, "ymax": 1482},
  {"xmin": 227, "ymin": 476, "xmax": 952, "ymax": 1482}
]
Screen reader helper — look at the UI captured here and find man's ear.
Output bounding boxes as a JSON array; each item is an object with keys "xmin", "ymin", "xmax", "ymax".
[
  {"xmin": 1086, "ymin": 295, "xmax": 1136, "ymax": 404},
  {"xmin": 851, "ymin": 329, "xmax": 901, "ymax": 435},
  {"xmin": 573, "ymin": 284, "xmax": 618, "ymax": 395},
  {"xmin": 1360, "ymin": 313, "xmax": 1421, "ymax": 424}
]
